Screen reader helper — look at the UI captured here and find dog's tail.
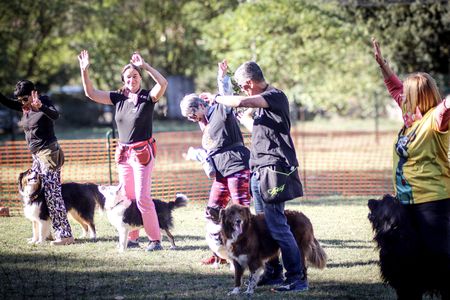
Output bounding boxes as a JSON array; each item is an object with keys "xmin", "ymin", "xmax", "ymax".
[
  {"xmin": 306, "ymin": 238, "xmax": 327, "ymax": 269},
  {"xmin": 168, "ymin": 193, "xmax": 188, "ymax": 210}
]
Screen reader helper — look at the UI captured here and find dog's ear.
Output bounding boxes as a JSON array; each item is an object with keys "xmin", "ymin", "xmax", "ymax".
[
  {"xmin": 18, "ymin": 169, "xmax": 30, "ymax": 193},
  {"xmin": 368, "ymin": 199, "xmax": 378, "ymax": 211}
]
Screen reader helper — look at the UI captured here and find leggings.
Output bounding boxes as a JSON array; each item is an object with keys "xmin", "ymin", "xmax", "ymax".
[{"xmin": 32, "ymin": 155, "xmax": 72, "ymax": 239}]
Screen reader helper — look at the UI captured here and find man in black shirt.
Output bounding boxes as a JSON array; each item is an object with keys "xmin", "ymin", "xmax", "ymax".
[{"xmin": 201, "ymin": 61, "xmax": 307, "ymax": 292}]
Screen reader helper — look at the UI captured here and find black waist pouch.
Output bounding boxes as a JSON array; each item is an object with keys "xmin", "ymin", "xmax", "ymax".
[{"xmin": 259, "ymin": 165, "xmax": 303, "ymax": 203}]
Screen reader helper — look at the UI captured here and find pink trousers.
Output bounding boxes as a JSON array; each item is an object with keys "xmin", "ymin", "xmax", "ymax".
[{"xmin": 117, "ymin": 144, "xmax": 161, "ymax": 242}]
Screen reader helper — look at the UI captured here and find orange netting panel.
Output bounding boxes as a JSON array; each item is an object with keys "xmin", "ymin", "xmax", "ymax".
[{"xmin": 0, "ymin": 130, "xmax": 408, "ymax": 210}]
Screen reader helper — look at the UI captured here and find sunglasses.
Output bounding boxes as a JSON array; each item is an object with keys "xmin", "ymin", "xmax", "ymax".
[{"xmin": 16, "ymin": 95, "xmax": 30, "ymax": 104}]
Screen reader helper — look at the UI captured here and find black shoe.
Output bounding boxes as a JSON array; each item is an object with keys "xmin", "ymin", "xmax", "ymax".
[{"xmin": 257, "ymin": 273, "xmax": 284, "ymax": 286}]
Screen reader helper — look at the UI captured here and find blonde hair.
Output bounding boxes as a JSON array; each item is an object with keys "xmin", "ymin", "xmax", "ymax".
[{"xmin": 403, "ymin": 72, "xmax": 441, "ymax": 115}]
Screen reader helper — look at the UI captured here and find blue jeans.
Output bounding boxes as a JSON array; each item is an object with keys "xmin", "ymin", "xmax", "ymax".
[{"xmin": 251, "ymin": 173, "xmax": 303, "ymax": 282}]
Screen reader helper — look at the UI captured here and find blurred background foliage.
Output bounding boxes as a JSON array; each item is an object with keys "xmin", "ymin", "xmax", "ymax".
[{"xmin": 0, "ymin": 0, "xmax": 449, "ymax": 118}]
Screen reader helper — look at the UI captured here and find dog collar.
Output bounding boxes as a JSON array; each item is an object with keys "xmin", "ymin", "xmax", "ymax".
[{"xmin": 26, "ymin": 187, "xmax": 44, "ymax": 203}]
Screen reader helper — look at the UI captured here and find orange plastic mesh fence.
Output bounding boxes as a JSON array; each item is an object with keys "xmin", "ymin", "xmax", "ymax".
[{"xmin": 0, "ymin": 130, "xmax": 408, "ymax": 210}]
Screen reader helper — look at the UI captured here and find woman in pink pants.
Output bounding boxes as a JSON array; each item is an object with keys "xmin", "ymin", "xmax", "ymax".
[{"xmin": 78, "ymin": 50, "xmax": 168, "ymax": 251}]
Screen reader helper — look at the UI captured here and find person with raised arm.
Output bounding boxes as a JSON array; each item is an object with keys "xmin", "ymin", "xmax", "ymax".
[
  {"xmin": 372, "ymin": 37, "xmax": 449, "ymax": 297},
  {"xmin": 78, "ymin": 50, "xmax": 168, "ymax": 251},
  {"xmin": 0, "ymin": 81, "xmax": 73, "ymax": 245},
  {"xmin": 201, "ymin": 61, "xmax": 307, "ymax": 292},
  {"xmin": 179, "ymin": 60, "xmax": 251, "ymax": 265}
]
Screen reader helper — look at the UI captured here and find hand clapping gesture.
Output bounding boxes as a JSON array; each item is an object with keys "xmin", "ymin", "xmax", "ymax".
[{"xmin": 78, "ymin": 50, "xmax": 90, "ymax": 71}]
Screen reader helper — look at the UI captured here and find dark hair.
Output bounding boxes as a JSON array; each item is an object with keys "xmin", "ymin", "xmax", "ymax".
[
  {"xmin": 14, "ymin": 80, "xmax": 35, "ymax": 98},
  {"xmin": 235, "ymin": 61, "xmax": 265, "ymax": 83}
]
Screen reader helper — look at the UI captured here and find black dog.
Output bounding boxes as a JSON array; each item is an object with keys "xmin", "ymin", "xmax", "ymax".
[{"xmin": 368, "ymin": 194, "xmax": 449, "ymax": 300}]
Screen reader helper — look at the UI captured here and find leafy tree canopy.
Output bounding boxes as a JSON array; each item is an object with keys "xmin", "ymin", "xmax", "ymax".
[{"xmin": 0, "ymin": 0, "xmax": 448, "ymax": 117}]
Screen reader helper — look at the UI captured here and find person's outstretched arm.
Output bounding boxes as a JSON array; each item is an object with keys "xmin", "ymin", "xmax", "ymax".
[
  {"xmin": 372, "ymin": 37, "xmax": 394, "ymax": 79},
  {"xmin": 78, "ymin": 50, "xmax": 113, "ymax": 105},
  {"xmin": 0, "ymin": 92, "xmax": 22, "ymax": 111},
  {"xmin": 200, "ymin": 92, "xmax": 269, "ymax": 109},
  {"xmin": 130, "ymin": 52, "xmax": 168, "ymax": 102},
  {"xmin": 372, "ymin": 38, "xmax": 403, "ymax": 107}
]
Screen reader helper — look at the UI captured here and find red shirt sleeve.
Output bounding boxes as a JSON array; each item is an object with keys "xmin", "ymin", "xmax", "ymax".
[
  {"xmin": 434, "ymin": 97, "xmax": 450, "ymax": 132},
  {"xmin": 384, "ymin": 74, "xmax": 404, "ymax": 108}
]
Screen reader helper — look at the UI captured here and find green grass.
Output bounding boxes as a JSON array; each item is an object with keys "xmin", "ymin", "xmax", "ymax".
[{"xmin": 0, "ymin": 198, "xmax": 408, "ymax": 300}]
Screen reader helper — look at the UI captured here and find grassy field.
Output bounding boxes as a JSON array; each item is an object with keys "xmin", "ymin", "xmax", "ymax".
[{"xmin": 0, "ymin": 198, "xmax": 410, "ymax": 300}]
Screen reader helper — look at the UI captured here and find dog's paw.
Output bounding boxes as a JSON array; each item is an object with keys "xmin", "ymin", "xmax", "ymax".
[
  {"xmin": 212, "ymin": 262, "xmax": 219, "ymax": 269},
  {"xmin": 169, "ymin": 245, "xmax": 177, "ymax": 250},
  {"xmin": 227, "ymin": 287, "xmax": 240, "ymax": 296}
]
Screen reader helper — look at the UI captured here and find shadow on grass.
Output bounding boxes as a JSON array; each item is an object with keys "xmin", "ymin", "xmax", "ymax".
[
  {"xmin": 0, "ymin": 252, "xmax": 394, "ymax": 300},
  {"xmin": 321, "ymin": 239, "xmax": 373, "ymax": 249}
]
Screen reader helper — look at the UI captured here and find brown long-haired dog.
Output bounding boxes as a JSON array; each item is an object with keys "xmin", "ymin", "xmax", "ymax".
[{"xmin": 220, "ymin": 204, "xmax": 326, "ymax": 295}]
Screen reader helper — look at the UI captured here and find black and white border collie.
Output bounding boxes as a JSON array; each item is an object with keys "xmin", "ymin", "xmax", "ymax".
[
  {"xmin": 18, "ymin": 169, "xmax": 106, "ymax": 244},
  {"xmin": 98, "ymin": 185, "xmax": 188, "ymax": 252}
]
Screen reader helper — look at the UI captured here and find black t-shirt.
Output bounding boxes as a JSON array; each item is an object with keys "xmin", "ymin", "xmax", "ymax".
[
  {"xmin": 0, "ymin": 93, "xmax": 58, "ymax": 153},
  {"xmin": 206, "ymin": 103, "xmax": 250, "ymax": 177},
  {"xmin": 110, "ymin": 89, "xmax": 155, "ymax": 144},
  {"xmin": 250, "ymin": 87, "xmax": 299, "ymax": 171}
]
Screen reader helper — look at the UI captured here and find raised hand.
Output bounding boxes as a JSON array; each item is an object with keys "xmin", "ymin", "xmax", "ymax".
[
  {"xmin": 372, "ymin": 37, "xmax": 385, "ymax": 66},
  {"xmin": 130, "ymin": 52, "xmax": 145, "ymax": 67},
  {"xmin": 218, "ymin": 59, "xmax": 228, "ymax": 79},
  {"xmin": 30, "ymin": 90, "xmax": 42, "ymax": 109},
  {"xmin": 78, "ymin": 50, "xmax": 90, "ymax": 71}
]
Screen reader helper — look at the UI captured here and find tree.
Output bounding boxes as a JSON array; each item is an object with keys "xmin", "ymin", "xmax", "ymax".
[
  {"xmin": 199, "ymin": 0, "xmax": 450, "ymax": 116},
  {"xmin": 0, "ymin": 0, "xmax": 88, "ymax": 94}
]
